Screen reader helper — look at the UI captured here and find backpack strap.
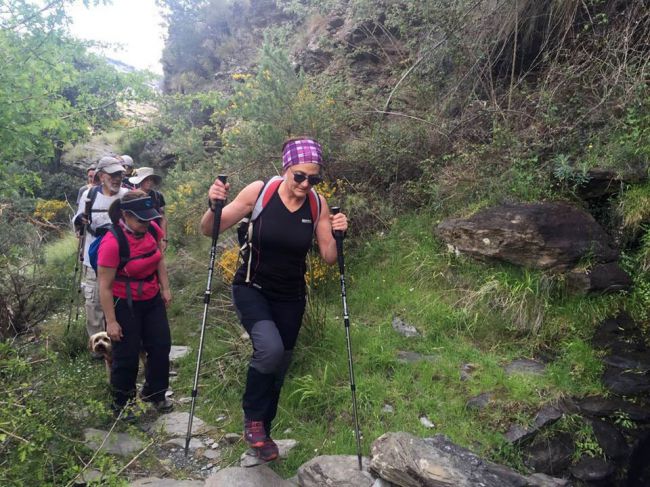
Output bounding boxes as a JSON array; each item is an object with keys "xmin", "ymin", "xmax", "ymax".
[
  {"xmin": 111, "ymin": 224, "xmax": 159, "ymax": 312},
  {"xmin": 240, "ymin": 176, "xmax": 321, "ymax": 284}
]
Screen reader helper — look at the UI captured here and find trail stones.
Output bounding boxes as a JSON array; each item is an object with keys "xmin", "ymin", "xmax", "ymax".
[
  {"xmin": 392, "ymin": 317, "xmax": 420, "ymax": 337},
  {"xmin": 130, "ymin": 479, "xmax": 204, "ymax": 487},
  {"xmin": 83, "ymin": 428, "xmax": 146, "ymax": 456},
  {"xmin": 419, "ymin": 415, "xmax": 435, "ymax": 428},
  {"xmin": 146, "ymin": 412, "xmax": 210, "ymax": 436},
  {"xmin": 205, "ymin": 466, "xmax": 292, "ymax": 487},
  {"xmin": 298, "ymin": 455, "xmax": 374, "ymax": 487},
  {"xmin": 239, "ymin": 439, "xmax": 298, "ymax": 467},
  {"xmin": 567, "ymin": 262, "xmax": 633, "ymax": 295},
  {"xmin": 169, "ymin": 346, "xmax": 190, "ymax": 362},
  {"xmin": 163, "ymin": 438, "xmax": 205, "ymax": 452}
]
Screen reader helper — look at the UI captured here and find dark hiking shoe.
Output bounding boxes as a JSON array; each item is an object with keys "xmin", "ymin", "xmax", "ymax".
[
  {"xmin": 257, "ymin": 438, "xmax": 279, "ymax": 462},
  {"xmin": 244, "ymin": 419, "xmax": 266, "ymax": 448},
  {"xmin": 112, "ymin": 405, "xmax": 137, "ymax": 423},
  {"xmin": 139, "ymin": 393, "xmax": 174, "ymax": 413}
]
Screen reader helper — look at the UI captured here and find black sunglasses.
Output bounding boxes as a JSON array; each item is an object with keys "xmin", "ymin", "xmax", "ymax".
[{"xmin": 292, "ymin": 170, "xmax": 323, "ymax": 186}]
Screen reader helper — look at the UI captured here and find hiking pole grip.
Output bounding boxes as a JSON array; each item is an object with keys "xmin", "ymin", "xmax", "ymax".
[
  {"xmin": 331, "ymin": 207, "xmax": 345, "ymax": 274},
  {"xmin": 186, "ymin": 174, "xmax": 227, "ymax": 456}
]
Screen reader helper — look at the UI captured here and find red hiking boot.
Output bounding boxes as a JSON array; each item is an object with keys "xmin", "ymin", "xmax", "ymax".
[
  {"xmin": 257, "ymin": 437, "xmax": 279, "ymax": 462},
  {"xmin": 244, "ymin": 419, "xmax": 266, "ymax": 448}
]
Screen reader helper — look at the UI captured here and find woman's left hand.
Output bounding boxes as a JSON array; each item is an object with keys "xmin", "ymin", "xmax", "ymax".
[
  {"xmin": 162, "ymin": 288, "xmax": 172, "ymax": 307},
  {"xmin": 330, "ymin": 211, "xmax": 348, "ymax": 233}
]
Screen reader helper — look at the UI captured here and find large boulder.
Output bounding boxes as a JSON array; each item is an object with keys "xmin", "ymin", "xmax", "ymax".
[
  {"xmin": 436, "ymin": 202, "xmax": 619, "ymax": 271},
  {"xmin": 370, "ymin": 432, "xmax": 531, "ymax": 487}
]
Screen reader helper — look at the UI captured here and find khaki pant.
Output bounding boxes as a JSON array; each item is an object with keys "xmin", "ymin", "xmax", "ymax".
[{"xmin": 82, "ymin": 266, "xmax": 105, "ymax": 337}]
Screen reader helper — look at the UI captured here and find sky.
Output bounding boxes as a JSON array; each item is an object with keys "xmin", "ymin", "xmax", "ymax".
[{"xmin": 66, "ymin": 0, "xmax": 166, "ymax": 74}]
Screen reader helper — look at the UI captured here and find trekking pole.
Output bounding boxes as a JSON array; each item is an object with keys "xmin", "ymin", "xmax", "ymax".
[
  {"xmin": 185, "ymin": 175, "xmax": 227, "ymax": 456},
  {"xmin": 66, "ymin": 229, "xmax": 85, "ymax": 334},
  {"xmin": 331, "ymin": 206, "xmax": 363, "ymax": 470}
]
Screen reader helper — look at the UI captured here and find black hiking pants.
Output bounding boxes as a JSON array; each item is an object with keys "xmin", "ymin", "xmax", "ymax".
[
  {"xmin": 111, "ymin": 293, "xmax": 171, "ymax": 409},
  {"xmin": 232, "ymin": 285, "xmax": 305, "ymax": 436}
]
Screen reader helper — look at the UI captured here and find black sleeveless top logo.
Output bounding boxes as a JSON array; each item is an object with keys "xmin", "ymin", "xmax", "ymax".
[{"xmin": 233, "ymin": 190, "xmax": 314, "ymax": 300}]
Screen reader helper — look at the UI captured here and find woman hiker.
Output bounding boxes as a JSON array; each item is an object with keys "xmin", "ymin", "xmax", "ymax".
[
  {"xmin": 98, "ymin": 190, "xmax": 173, "ymax": 418},
  {"xmin": 200, "ymin": 137, "xmax": 348, "ymax": 462}
]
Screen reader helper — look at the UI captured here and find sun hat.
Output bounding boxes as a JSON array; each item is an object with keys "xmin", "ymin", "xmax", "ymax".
[
  {"xmin": 120, "ymin": 155, "xmax": 134, "ymax": 167},
  {"xmin": 121, "ymin": 196, "xmax": 161, "ymax": 221},
  {"xmin": 282, "ymin": 138, "xmax": 323, "ymax": 170},
  {"xmin": 128, "ymin": 167, "xmax": 162, "ymax": 186}
]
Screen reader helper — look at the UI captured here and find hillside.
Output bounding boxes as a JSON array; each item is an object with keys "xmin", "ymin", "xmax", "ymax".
[{"xmin": 1, "ymin": 1, "xmax": 649, "ymax": 486}]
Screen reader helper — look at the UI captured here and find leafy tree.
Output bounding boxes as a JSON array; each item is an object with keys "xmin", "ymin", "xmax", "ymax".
[{"xmin": 0, "ymin": 0, "xmax": 154, "ymax": 197}]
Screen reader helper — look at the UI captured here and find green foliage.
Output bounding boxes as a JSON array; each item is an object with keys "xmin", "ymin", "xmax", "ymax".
[
  {"xmin": 0, "ymin": 339, "xmax": 128, "ymax": 486},
  {"xmin": 0, "ymin": 0, "xmax": 155, "ymax": 198}
]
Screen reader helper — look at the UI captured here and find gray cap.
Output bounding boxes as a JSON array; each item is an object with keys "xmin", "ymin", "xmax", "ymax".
[
  {"xmin": 119, "ymin": 155, "xmax": 134, "ymax": 167},
  {"xmin": 96, "ymin": 156, "xmax": 126, "ymax": 175},
  {"xmin": 128, "ymin": 167, "xmax": 162, "ymax": 186}
]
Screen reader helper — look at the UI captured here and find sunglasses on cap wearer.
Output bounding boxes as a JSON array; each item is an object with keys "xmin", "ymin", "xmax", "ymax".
[{"xmin": 290, "ymin": 169, "xmax": 323, "ymax": 186}]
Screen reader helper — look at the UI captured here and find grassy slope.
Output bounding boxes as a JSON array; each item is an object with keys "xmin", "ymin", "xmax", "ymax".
[{"xmin": 162, "ymin": 210, "xmax": 621, "ymax": 477}]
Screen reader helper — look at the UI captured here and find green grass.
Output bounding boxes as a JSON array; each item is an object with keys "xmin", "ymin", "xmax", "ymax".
[{"xmin": 12, "ymin": 210, "xmax": 625, "ymax": 482}]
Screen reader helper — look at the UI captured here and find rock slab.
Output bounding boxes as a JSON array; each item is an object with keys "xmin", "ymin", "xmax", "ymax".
[
  {"xmin": 205, "ymin": 466, "xmax": 292, "ymax": 487},
  {"xmin": 298, "ymin": 455, "xmax": 374, "ymax": 487},
  {"xmin": 83, "ymin": 428, "xmax": 145, "ymax": 457},
  {"xmin": 370, "ymin": 432, "xmax": 530, "ymax": 487}
]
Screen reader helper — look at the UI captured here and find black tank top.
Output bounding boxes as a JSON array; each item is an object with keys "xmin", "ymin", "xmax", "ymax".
[{"xmin": 233, "ymin": 190, "xmax": 315, "ymax": 300}]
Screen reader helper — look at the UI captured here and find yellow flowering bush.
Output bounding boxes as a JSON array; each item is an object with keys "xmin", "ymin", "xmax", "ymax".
[
  {"xmin": 218, "ymin": 245, "xmax": 240, "ymax": 283},
  {"xmin": 33, "ymin": 199, "xmax": 69, "ymax": 224},
  {"xmin": 306, "ymin": 252, "xmax": 335, "ymax": 288}
]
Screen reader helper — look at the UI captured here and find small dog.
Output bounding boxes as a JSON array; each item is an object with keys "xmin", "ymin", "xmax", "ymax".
[
  {"xmin": 89, "ymin": 331, "xmax": 113, "ymax": 379},
  {"xmin": 89, "ymin": 331, "xmax": 147, "ymax": 382}
]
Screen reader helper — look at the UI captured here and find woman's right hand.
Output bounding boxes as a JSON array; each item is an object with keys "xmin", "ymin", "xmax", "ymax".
[
  {"xmin": 208, "ymin": 177, "xmax": 230, "ymax": 202},
  {"xmin": 106, "ymin": 320, "xmax": 123, "ymax": 342}
]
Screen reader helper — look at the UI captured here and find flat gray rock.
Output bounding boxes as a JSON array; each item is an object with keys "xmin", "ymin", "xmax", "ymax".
[
  {"xmin": 146, "ymin": 412, "xmax": 210, "ymax": 436},
  {"xmin": 240, "ymin": 439, "xmax": 298, "ymax": 467},
  {"xmin": 371, "ymin": 432, "xmax": 529, "ymax": 487},
  {"xmin": 298, "ymin": 455, "xmax": 374, "ymax": 487},
  {"xmin": 205, "ymin": 466, "xmax": 292, "ymax": 487},
  {"xmin": 130, "ymin": 478, "xmax": 204, "ymax": 486},
  {"xmin": 83, "ymin": 428, "xmax": 145, "ymax": 457},
  {"xmin": 504, "ymin": 358, "xmax": 546, "ymax": 376},
  {"xmin": 392, "ymin": 317, "xmax": 421, "ymax": 338},
  {"xmin": 163, "ymin": 437, "xmax": 205, "ymax": 451},
  {"xmin": 169, "ymin": 346, "xmax": 191, "ymax": 362}
]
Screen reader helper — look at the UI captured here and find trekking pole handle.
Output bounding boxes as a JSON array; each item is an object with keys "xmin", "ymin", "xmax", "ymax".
[
  {"xmin": 331, "ymin": 206, "xmax": 344, "ymax": 239},
  {"xmin": 209, "ymin": 175, "xmax": 228, "ymax": 211}
]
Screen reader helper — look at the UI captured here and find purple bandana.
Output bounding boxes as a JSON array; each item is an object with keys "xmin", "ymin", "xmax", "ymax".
[{"xmin": 282, "ymin": 139, "xmax": 323, "ymax": 170}]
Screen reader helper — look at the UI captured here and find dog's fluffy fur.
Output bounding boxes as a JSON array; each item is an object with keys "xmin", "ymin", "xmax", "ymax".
[
  {"xmin": 89, "ymin": 331, "xmax": 113, "ymax": 378},
  {"xmin": 89, "ymin": 331, "xmax": 147, "ymax": 382}
]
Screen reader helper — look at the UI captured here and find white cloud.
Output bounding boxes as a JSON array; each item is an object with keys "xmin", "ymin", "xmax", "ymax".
[{"xmin": 67, "ymin": 0, "xmax": 166, "ymax": 74}]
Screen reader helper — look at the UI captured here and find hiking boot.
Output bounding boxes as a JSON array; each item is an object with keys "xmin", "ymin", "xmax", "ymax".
[
  {"xmin": 257, "ymin": 437, "xmax": 279, "ymax": 462},
  {"xmin": 244, "ymin": 419, "xmax": 266, "ymax": 448},
  {"xmin": 112, "ymin": 405, "xmax": 137, "ymax": 423},
  {"xmin": 139, "ymin": 393, "xmax": 174, "ymax": 413}
]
